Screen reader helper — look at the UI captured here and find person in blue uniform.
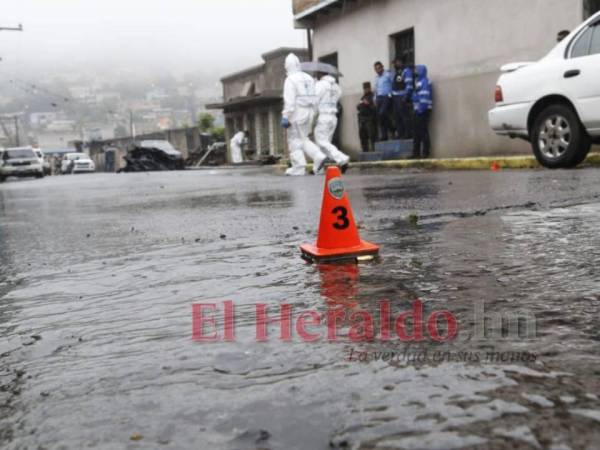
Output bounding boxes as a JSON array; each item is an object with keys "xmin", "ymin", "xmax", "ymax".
[
  {"xmin": 412, "ymin": 65, "xmax": 433, "ymax": 159},
  {"xmin": 373, "ymin": 61, "xmax": 394, "ymax": 141},
  {"xmin": 392, "ymin": 57, "xmax": 414, "ymax": 139}
]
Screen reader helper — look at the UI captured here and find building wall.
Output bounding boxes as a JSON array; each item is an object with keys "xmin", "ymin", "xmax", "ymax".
[
  {"xmin": 223, "ymin": 68, "xmax": 266, "ymax": 102},
  {"xmin": 263, "ymin": 52, "xmax": 309, "ymax": 93},
  {"xmin": 222, "ymin": 51, "xmax": 309, "ymax": 103},
  {"xmin": 311, "ymin": 0, "xmax": 584, "ymax": 158}
]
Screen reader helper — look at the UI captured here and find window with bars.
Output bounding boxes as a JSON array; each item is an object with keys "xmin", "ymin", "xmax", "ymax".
[{"xmin": 391, "ymin": 28, "xmax": 415, "ymax": 66}]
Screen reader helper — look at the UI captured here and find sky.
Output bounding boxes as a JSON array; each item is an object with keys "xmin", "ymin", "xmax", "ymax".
[{"xmin": 0, "ymin": 0, "xmax": 306, "ymax": 81}]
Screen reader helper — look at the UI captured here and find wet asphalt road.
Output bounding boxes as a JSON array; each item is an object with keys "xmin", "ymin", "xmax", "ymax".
[{"xmin": 1, "ymin": 168, "xmax": 600, "ymax": 450}]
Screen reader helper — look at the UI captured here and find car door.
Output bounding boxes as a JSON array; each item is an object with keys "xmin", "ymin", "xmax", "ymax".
[{"xmin": 563, "ymin": 20, "xmax": 600, "ymax": 134}]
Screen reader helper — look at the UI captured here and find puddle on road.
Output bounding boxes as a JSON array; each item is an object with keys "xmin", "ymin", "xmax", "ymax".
[{"xmin": 1, "ymin": 172, "xmax": 599, "ymax": 449}]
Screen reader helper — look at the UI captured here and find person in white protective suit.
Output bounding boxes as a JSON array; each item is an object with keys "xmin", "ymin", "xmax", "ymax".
[
  {"xmin": 281, "ymin": 54, "xmax": 327, "ymax": 176},
  {"xmin": 229, "ymin": 130, "xmax": 247, "ymax": 164},
  {"xmin": 315, "ymin": 73, "xmax": 350, "ymax": 171}
]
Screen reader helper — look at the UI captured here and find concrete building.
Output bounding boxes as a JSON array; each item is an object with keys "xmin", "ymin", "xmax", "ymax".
[
  {"xmin": 208, "ymin": 47, "xmax": 309, "ymax": 161},
  {"xmin": 293, "ymin": 0, "xmax": 600, "ymax": 158}
]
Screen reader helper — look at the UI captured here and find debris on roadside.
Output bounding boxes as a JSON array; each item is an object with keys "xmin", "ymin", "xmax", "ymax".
[
  {"xmin": 119, "ymin": 141, "xmax": 184, "ymax": 172},
  {"xmin": 408, "ymin": 213, "xmax": 420, "ymax": 227},
  {"xmin": 130, "ymin": 433, "xmax": 143, "ymax": 441}
]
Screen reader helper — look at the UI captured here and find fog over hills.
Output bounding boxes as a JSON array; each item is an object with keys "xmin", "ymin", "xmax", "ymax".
[
  {"xmin": 0, "ymin": 0, "xmax": 305, "ymax": 85},
  {"xmin": 0, "ymin": 1, "xmax": 305, "ymax": 145}
]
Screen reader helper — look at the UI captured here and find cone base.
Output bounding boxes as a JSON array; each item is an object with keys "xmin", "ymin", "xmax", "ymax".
[{"xmin": 300, "ymin": 241, "xmax": 380, "ymax": 263}]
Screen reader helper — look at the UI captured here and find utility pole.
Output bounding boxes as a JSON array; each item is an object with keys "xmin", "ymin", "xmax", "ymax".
[
  {"xmin": 129, "ymin": 110, "xmax": 136, "ymax": 142},
  {"xmin": 0, "ymin": 24, "xmax": 23, "ymax": 32},
  {"xmin": 0, "ymin": 24, "xmax": 23, "ymax": 63},
  {"xmin": 0, "ymin": 115, "xmax": 22, "ymax": 147},
  {"xmin": 0, "ymin": 118, "xmax": 13, "ymax": 145},
  {"xmin": 0, "ymin": 25, "xmax": 24, "ymax": 146},
  {"xmin": 13, "ymin": 116, "xmax": 20, "ymax": 147}
]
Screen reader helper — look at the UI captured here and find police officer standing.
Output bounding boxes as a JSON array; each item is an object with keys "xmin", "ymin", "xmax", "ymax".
[
  {"xmin": 373, "ymin": 61, "xmax": 394, "ymax": 141},
  {"xmin": 412, "ymin": 65, "xmax": 433, "ymax": 159},
  {"xmin": 357, "ymin": 82, "xmax": 377, "ymax": 152},
  {"xmin": 392, "ymin": 57, "xmax": 414, "ymax": 139}
]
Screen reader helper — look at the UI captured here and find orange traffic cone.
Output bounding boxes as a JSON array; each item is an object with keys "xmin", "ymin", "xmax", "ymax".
[
  {"xmin": 300, "ymin": 167, "xmax": 380, "ymax": 263},
  {"xmin": 491, "ymin": 161, "xmax": 501, "ymax": 172}
]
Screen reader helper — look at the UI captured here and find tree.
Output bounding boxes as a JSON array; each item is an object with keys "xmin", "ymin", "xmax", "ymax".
[
  {"xmin": 211, "ymin": 126, "xmax": 225, "ymax": 142},
  {"xmin": 198, "ymin": 113, "xmax": 215, "ymax": 132}
]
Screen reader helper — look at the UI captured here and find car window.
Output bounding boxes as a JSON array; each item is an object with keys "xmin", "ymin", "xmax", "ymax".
[
  {"xmin": 6, "ymin": 149, "xmax": 36, "ymax": 159},
  {"xmin": 589, "ymin": 25, "xmax": 600, "ymax": 55},
  {"xmin": 571, "ymin": 26, "xmax": 593, "ymax": 58}
]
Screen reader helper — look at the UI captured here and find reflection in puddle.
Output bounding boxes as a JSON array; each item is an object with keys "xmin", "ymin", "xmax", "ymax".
[{"xmin": 318, "ymin": 263, "xmax": 360, "ymax": 308}]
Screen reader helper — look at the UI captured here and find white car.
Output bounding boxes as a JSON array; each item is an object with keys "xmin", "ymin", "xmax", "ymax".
[
  {"xmin": 0, "ymin": 147, "xmax": 45, "ymax": 182},
  {"xmin": 489, "ymin": 11, "xmax": 600, "ymax": 168},
  {"xmin": 61, "ymin": 153, "xmax": 96, "ymax": 174}
]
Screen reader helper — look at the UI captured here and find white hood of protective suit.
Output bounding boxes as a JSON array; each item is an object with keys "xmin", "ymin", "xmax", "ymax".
[
  {"xmin": 285, "ymin": 53, "xmax": 301, "ymax": 75},
  {"xmin": 322, "ymin": 75, "xmax": 336, "ymax": 85}
]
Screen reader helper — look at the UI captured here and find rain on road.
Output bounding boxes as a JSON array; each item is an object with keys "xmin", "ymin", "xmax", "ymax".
[{"xmin": 1, "ymin": 168, "xmax": 599, "ymax": 449}]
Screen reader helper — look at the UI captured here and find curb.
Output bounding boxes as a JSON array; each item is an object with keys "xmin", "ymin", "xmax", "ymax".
[
  {"xmin": 348, "ymin": 156, "xmax": 540, "ymax": 171},
  {"xmin": 275, "ymin": 153, "xmax": 600, "ymax": 172}
]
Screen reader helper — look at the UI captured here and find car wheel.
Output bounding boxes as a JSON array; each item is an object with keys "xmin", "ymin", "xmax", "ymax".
[
  {"xmin": 36, "ymin": 172, "xmax": 44, "ymax": 179},
  {"xmin": 532, "ymin": 105, "xmax": 590, "ymax": 169},
  {"xmin": 565, "ymin": 140, "xmax": 592, "ymax": 168},
  {"xmin": 0, "ymin": 175, "xmax": 5, "ymax": 183}
]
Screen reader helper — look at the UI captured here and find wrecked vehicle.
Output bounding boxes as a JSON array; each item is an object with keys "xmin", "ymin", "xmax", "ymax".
[{"xmin": 120, "ymin": 140, "xmax": 185, "ymax": 172}]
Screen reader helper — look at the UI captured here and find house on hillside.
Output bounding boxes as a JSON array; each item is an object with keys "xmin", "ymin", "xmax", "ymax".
[{"xmin": 293, "ymin": 0, "xmax": 600, "ymax": 158}]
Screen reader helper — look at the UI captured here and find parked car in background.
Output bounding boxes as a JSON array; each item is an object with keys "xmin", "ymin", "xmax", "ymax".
[
  {"xmin": 34, "ymin": 148, "xmax": 52, "ymax": 175},
  {"xmin": 489, "ymin": 11, "xmax": 600, "ymax": 168},
  {"xmin": 61, "ymin": 153, "xmax": 96, "ymax": 174},
  {"xmin": 0, "ymin": 147, "xmax": 45, "ymax": 182}
]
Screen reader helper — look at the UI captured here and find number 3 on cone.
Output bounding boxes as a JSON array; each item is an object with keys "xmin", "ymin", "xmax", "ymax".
[{"xmin": 332, "ymin": 206, "xmax": 350, "ymax": 230}]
